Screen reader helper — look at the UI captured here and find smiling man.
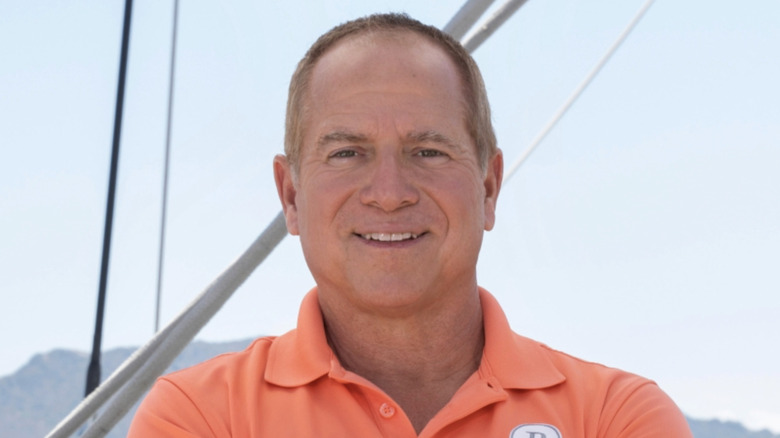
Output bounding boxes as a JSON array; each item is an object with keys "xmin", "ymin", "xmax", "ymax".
[{"xmin": 129, "ymin": 13, "xmax": 692, "ymax": 437}]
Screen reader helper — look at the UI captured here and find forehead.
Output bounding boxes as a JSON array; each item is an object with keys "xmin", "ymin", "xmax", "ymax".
[
  {"xmin": 302, "ymin": 31, "xmax": 468, "ymax": 138},
  {"xmin": 311, "ymin": 31, "xmax": 461, "ymax": 90}
]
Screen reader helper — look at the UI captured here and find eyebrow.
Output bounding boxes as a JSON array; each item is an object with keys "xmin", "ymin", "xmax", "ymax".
[
  {"xmin": 315, "ymin": 129, "xmax": 465, "ymax": 152},
  {"xmin": 317, "ymin": 130, "xmax": 369, "ymax": 148},
  {"xmin": 406, "ymin": 130, "xmax": 464, "ymax": 153}
]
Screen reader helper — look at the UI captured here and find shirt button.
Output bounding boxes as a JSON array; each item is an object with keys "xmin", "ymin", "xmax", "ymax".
[{"xmin": 379, "ymin": 402, "xmax": 396, "ymax": 418}]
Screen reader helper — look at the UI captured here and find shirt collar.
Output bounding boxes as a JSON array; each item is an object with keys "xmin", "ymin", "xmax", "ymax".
[
  {"xmin": 478, "ymin": 288, "xmax": 566, "ymax": 389},
  {"xmin": 265, "ymin": 287, "xmax": 566, "ymax": 390},
  {"xmin": 265, "ymin": 288, "xmax": 332, "ymax": 387}
]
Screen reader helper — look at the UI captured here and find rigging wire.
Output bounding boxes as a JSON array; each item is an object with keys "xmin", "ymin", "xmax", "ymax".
[
  {"xmin": 85, "ymin": 0, "xmax": 134, "ymax": 399},
  {"xmin": 154, "ymin": 0, "xmax": 180, "ymax": 334},
  {"xmin": 503, "ymin": 0, "xmax": 657, "ymax": 184}
]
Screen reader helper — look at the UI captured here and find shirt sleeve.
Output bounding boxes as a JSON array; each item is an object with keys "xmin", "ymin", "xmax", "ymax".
[
  {"xmin": 127, "ymin": 378, "xmax": 218, "ymax": 438},
  {"xmin": 600, "ymin": 380, "xmax": 692, "ymax": 438}
]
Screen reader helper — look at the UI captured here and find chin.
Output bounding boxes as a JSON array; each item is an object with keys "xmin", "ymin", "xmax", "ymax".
[{"xmin": 353, "ymin": 283, "xmax": 441, "ymax": 314}]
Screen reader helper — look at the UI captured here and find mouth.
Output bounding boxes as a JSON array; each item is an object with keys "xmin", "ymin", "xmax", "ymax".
[{"xmin": 357, "ymin": 232, "xmax": 422, "ymax": 242}]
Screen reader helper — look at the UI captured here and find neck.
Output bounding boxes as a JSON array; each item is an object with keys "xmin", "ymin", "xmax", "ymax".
[{"xmin": 320, "ymin": 288, "xmax": 484, "ymax": 434}]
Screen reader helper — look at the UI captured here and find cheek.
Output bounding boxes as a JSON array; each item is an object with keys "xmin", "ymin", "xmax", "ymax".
[
  {"xmin": 426, "ymin": 188, "xmax": 485, "ymax": 239},
  {"xmin": 438, "ymin": 174, "xmax": 485, "ymax": 215},
  {"xmin": 296, "ymin": 176, "xmax": 356, "ymax": 233}
]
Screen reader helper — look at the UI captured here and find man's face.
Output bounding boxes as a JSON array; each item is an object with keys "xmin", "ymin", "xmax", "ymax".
[{"xmin": 275, "ymin": 32, "xmax": 502, "ymax": 315}]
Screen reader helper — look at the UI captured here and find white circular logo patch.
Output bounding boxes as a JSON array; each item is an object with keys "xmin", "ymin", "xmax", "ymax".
[{"xmin": 510, "ymin": 423, "xmax": 562, "ymax": 438}]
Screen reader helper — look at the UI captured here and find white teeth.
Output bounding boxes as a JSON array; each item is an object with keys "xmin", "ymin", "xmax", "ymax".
[{"xmin": 361, "ymin": 232, "xmax": 419, "ymax": 242}]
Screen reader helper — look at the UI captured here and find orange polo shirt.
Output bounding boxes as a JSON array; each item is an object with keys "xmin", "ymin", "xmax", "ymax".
[{"xmin": 128, "ymin": 289, "xmax": 691, "ymax": 437}]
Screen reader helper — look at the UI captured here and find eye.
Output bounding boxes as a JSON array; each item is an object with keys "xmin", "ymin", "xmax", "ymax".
[
  {"xmin": 329, "ymin": 149, "xmax": 358, "ymax": 159},
  {"xmin": 326, "ymin": 148, "xmax": 365, "ymax": 167},
  {"xmin": 417, "ymin": 149, "xmax": 446, "ymax": 158},
  {"xmin": 414, "ymin": 148, "xmax": 450, "ymax": 164}
]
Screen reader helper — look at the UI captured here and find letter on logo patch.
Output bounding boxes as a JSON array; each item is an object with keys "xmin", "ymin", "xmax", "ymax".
[{"xmin": 510, "ymin": 423, "xmax": 562, "ymax": 438}]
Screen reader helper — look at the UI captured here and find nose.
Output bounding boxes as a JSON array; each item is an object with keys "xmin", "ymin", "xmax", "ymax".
[{"xmin": 359, "ymin": 150, "xmax": 419, "ymax": 212}]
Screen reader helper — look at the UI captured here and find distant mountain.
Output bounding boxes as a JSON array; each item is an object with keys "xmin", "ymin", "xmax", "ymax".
[
  {"xmin": 688, "ymin": 418, "xmax": 780, "ymax": 438},
  {"xmin": 1, "ymin": 340, "xmax": 776, "ymax": 438},
  {"xmin": 0, "ymin": 339, "xmax": 253, "ymax": 438}
]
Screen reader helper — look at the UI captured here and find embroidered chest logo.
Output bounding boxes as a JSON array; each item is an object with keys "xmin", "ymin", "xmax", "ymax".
[{"xmin": 510, "ymin": 423, "xmax": 562, "ymax": 438}]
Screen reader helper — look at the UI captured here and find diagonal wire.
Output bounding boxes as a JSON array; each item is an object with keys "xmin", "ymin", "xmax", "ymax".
[{"xmin": 503, "ymin": 0, "xmax": 657, "ymax": 184}]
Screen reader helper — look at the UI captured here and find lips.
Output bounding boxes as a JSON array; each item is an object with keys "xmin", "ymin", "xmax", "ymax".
[{"xmin": 358, "ymin": 232, "xmax": 421, "ymax": 242}]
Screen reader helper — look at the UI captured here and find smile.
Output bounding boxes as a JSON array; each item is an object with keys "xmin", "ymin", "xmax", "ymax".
[{"xmin": 358, "ymin": 232, "xmax": 420, "ymax": 242}]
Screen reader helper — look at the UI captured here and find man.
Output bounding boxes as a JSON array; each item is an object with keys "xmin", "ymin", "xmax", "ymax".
[{"xmin": 129, "ymin": 13, "xmax": 692, "ymax": 437}]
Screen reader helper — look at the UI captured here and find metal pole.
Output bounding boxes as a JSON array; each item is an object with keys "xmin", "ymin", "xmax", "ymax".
[
  {"xmin": 80, "ymin": 213, "xmax": 288, "ymax": 438},
  {"xmin": 443, "ymin": 0, "xmax": 495, "ymax": 40},
  {"xmin": 461, "ymin": 0, "xmax": 529, "ymax": 53}
]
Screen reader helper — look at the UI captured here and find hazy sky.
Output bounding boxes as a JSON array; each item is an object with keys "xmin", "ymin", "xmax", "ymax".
[{"xmin": 1, "ymin": 0, "xmax": 778, "ymax": 433}]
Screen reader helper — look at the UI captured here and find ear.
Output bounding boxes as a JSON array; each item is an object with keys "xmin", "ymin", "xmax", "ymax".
[
  {"xmin": 273, "ymin": 154, "xmax": 300, "ymax": 235},
  {"xmin": 483, "ymin": 149, "xmax": 503, "ymax": 231}
]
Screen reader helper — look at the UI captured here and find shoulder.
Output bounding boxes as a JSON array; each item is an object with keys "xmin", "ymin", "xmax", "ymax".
[
  {"xmin": 531, "ymin": 339, "xmax": 668, "ymax": 407},
  {"xmin": 535, "ymin": 340, "xmax": 651, "ymax": 390},
  {"xmin": 531, "ymin": 339, "xmax": 692, "ymax": 437},
  {"xmin": 128, "ymin": 336, "xmax": 277, "ymax": 438},
  {"xmin": 162, "ymin": 336, "xmax": 276, "ymax": 390}
]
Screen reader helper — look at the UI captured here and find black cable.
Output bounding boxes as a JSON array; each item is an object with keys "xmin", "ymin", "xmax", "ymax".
[{"xmin": 85, "ymin": 0, "xmax": 134, "ymax": 398}]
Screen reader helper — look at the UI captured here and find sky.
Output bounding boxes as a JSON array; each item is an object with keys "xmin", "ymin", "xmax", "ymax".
[{"xmin": 1, "ymin": 0, "xmax": 779, "ymax": 433}]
